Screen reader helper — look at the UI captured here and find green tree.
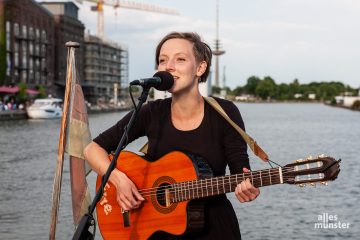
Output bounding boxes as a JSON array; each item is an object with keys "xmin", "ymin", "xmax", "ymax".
[
  {"xmin": 212, "ymin": 86, "xmax": 222, "ymax": 95},
  {"xmin": 16, "ymin": 82, "xmax": 28, "ymax": 103},
  {"xmin": 244, "ymin": 76, "xmax": 261, "ymax": 95},
  {"xmin": 277, "ymin": 83, "xmax": 290, "ymax": 100},
  {"xmin": 255, "ymin": 76, "xmax": 277, "ymax": 100},
  {"xmin": 231, "ymin": 86, "xmax": 245, "ymax": 96},
  {"xmin": 288, "ymin": 79, "xmax": 300, "ymax": 99},
  {"xmin": 36, "ymin": 85, "xmax": 46, "ymax": 98}
]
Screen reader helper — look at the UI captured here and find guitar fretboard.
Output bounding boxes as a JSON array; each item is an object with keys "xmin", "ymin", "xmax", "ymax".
[{"xmin": 171, "ymin": 168, "xmax": 283, "ymax": 203}]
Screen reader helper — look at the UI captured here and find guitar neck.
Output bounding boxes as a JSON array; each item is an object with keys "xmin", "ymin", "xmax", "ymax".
[{"xmin": 171, "ymin": 167, "xmax": 284, "ymax": 203}]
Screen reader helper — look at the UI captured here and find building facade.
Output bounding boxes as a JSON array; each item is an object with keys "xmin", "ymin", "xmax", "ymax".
[
  {"xmin": 83, "ymin": 33, "xmax": 128, "ymax": 104},
  {"xmin": 40, "ymin": 1, "xmax": 85, "ymax": 98},
  {"xmin": 1, "ymin": 0, "xmax": 55, "ymax": 93}
]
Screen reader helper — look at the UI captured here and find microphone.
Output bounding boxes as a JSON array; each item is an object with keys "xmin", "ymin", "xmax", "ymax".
[{"xmin": 130, "ymin": 71, "xmax": 174, "ymax": 91}]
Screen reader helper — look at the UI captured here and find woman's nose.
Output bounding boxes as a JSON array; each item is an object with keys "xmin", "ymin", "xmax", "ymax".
[{"xmin": 166, "ymin": 59, "xmax": 175, "ymax": 71}]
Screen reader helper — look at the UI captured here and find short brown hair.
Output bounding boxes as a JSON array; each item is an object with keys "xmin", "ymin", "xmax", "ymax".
[{"xmin": 155, "ymin": 32, "xmax": 212, "ymax": 83}]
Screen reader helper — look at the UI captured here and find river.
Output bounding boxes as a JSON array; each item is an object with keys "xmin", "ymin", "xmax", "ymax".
[{"xmin": 0, "ymin": 103, "xmax": 358, "ymax": 239}]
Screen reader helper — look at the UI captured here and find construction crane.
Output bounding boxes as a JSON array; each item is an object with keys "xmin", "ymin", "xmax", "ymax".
[{"xmin": 82, "ymin": 0, "xmax": 179, "ymax": 39}]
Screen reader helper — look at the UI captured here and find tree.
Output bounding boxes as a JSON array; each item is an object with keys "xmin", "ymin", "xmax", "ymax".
[
  {"xmin": 36, "ymin": 85, "xmax": 46, "ymax": 98},
  {"xmin": 277, "ymin": 83, "xmax": 290, "ymax": 100},
  {"xmin": 212, "ymin": 86, "xmax": 222, "ymax": 95},
  {"xmin": 255, "ymin": 77, "xmax": 277, "ymax": 100},
  {"xmin": 244, "ymin": 76, "xmax": 261, "ymax": 95},
  {"xmin": 231, "ymin": 86, "xmax": 245, "ymax": 96},
  {"xmin": 16, "ymin": 82, "xmax": 28, "ymax": 103}
]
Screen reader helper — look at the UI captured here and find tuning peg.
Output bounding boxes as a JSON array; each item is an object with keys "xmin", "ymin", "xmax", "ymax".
[
  {"xmin": 309, "ymin": 182, "xmax": 316, "ymax": 187},
  {"xmin": 318, "ymin": 154, "xmax": 326, "ymax": 158},
  {"xmin": 297, "ymin": 183, "xmax": 305, "ymax": 187},
  {"xmin": 306, "ymin": 155, "xmax": 313, "ymax": 160},
  {"xmin": 321, "ymin": 181, "xmax": 328, "ymax": 186},
  {"xmin": 295, "ymin": 159, "xmax": 303, "ymax": 163}
]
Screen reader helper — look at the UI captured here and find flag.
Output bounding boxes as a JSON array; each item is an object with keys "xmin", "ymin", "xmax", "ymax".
[
  {"xmin": 49, "ymin": 43, "xmax": 90, "ymax": 239},
  {"xmin": 65, "ymin": 83, "xmax": 92, "ymax": 226},
  {"xmin": 62, "ymin": 44, "xmax": 92, "ymax": 226}
]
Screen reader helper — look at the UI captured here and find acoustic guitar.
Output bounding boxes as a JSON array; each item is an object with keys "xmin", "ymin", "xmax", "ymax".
[{"xmin": 96, "ymin": 151, "xmax": 340, "ymax": 239}]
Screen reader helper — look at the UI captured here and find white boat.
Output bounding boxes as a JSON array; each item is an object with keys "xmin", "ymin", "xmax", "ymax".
[{"xmin": 26, "ymin": 98, "xmax": 63, "ymax": 119}]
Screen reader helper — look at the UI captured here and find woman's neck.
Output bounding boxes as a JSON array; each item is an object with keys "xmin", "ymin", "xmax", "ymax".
[{"xmin": 171, "ymin": 90, "xmax": 204, "ymax": 119}]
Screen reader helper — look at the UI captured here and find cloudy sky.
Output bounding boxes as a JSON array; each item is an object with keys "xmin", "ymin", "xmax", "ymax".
[{"xmin": 43, "ymin": 0, "xmax": 360, "ymax": 89}]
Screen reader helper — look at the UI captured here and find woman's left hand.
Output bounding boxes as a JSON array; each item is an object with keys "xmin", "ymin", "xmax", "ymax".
[{"xmin": 235, "ymin": 167, "xmax": 260, "ymax": 203}]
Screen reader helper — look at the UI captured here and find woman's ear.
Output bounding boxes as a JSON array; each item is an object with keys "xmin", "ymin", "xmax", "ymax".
[{"xmin": 196, "ymin": 61, "xmax": 207, "ymax": 77}]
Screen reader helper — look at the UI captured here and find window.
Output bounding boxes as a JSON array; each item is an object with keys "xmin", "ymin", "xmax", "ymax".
[
  {"xmin": 6, "ymin": 21, "xmax": 10, "ymax": 33},
  {"xmin": 41, "ymin": 58, "xmax": 46, "ymax": 71},
  {"xmin": 21, "ymin": 70, "xmax": 27, "ymax": 83},
  {"xmin": 29, "ymin": 58, "xmax": 33, "ymax": 70},
  {"xmin": 35, "ymin": 71, "xmax": 40, "ymax": 84},
  {"xmin": 14, "ymin": 70, "xmax": 19, "ymax": 83},
  {"xmin": 29, "ymin": 70, "xmax": 34, "ymax": 82},
  {"xmin": 41, "ymin": 44, "xmax": 46, "ymax": 56},
  {"xmin": 6, "ymin": 32, "xmax": 10, "ymax": 51},
  {"xmin": 14, "ymin": 52, "xmax": 19, "ymax": 67},
  {"xmin": 14, "ymin": 42, "xmax": 19, "ymax": 52},
  {"xmin": 6, "ymin": 53, "xmax": 11, "ymax": 76},
  {"xmin": 41, "ymin": 30, "xmax": 47, "ymax": 43},
  {"xmin": 35, "ymin": 59, "xmax": 40, "ymax": 70},
  {"xmin": 22, "ymin": 55, "xmax": 27, "ymax": 68},
  {"xmin": 29, "ymin": 27, "xmax": 34, "ymax": 39},
  {"xmin": 6, "ymin": 21, "xmax": 11, "ymax": 51},
  {"xmin": 35, "ymin": 28, "xmax": 40, "ymax": 41},
  {"xmin": 41, "ymin": 74, "xmax": 46, "ymax": 85},
  {"xmin": 22, "ymin": 25, "xmax": 27, "ymax": 38},
  {"xmin": 14, "ymin": 23, "xmax": 19, "ymax": 36},
  {"xmin": 22, "ymin": 41, "xmax": 27, "ymax": 68},
  {"xmin": 35, "ymin": 44, "xmax": 40, "ymax": 56},
  {"xmin": 29, "ymin": 42, "xmax": 33, "ymax": 55}
]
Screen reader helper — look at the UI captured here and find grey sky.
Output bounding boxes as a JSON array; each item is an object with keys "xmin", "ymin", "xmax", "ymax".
[{"xmin": 43, "ymin": 0, "xmax": 360, "ymax": 88}]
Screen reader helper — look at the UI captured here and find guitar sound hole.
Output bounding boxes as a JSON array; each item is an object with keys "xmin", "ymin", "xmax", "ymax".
[{"xmin": 156, "ymin": 183, "xmax": 171, "ymax": 207}]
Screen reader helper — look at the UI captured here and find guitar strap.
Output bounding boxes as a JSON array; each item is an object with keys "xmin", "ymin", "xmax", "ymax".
[{"xmin": 139, "ymin": 97, "xmax": 269, "ymax": 162}]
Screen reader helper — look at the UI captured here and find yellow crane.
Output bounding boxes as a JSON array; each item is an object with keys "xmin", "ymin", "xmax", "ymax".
[{"xmin": 81, "ymin": 0, "xmax": 179, "ymax": 38}]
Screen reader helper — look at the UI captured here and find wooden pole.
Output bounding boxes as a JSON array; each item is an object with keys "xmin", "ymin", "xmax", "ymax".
[{"xmin": 49, "ymin": 42, "xmax": 80, "ymax": 240}]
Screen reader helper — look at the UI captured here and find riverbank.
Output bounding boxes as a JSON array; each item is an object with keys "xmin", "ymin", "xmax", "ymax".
[
  {"xmin": 0, "ymin": 106, "xmax": 131, "ymax": 121},
  {"xmin": 0, "ymin": 110, "xmax": 28, "ymax": 121}
]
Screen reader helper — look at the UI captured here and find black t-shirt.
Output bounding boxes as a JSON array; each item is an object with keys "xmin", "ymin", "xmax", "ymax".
[{"xmin": 94, "ymin": 97, "xmax": 250, "ymax": 239}]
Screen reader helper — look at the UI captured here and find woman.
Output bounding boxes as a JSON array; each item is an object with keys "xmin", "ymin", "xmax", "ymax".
[{"xmin": 84, "ymin": 32, "xmax": 260, "ymax": 239}]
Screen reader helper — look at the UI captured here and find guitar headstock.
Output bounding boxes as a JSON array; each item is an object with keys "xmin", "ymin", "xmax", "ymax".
[{"xmin": 283, "ymin": 154, "xmax": 341, "ymax": 187}]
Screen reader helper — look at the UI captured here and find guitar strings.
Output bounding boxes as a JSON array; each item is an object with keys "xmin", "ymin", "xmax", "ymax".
[
  {"xmin": 136, "ymin": 166, "xmax": 295, "ymax": 195},
  {"xmin": 136, "ymin": 167, "xmax": 300, "ymax": 197},
  {"xmin": 137, "ymin": 175, "xmax": 296, "ymax": 200}
]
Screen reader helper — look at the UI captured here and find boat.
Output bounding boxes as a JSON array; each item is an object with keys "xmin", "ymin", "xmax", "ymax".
[{"xmin": 26, "ymin": 98, "xmax": 63, "ymax": 119}]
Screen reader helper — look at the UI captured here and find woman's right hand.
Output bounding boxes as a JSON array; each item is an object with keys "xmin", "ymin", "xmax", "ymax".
[
  {"xmin": 83, "ymin": 142, "xmax": 145, "ymax": 211},
  {"xmin": 110, "ymin": 169, "xmax": 145, "ymax": 211}
]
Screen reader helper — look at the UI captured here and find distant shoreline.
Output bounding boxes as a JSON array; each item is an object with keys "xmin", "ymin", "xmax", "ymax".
[{"xmin": 0, "ymin": 107, "xmax": 131, "ymax": 121}]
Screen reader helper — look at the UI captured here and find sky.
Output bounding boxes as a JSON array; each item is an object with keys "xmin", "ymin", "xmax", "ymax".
[{"xmin": 41, "ymin": 0, "xmax": 360, "ymax": 89}]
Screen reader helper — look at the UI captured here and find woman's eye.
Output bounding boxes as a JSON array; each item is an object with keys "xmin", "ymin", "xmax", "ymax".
[
  {"xmin": 159, "ymin": 59, "xmax": 165, "ymax": 64},
  {"xmin": 177, "ymin": 58, "xmax": 186, "ymax": 62}
]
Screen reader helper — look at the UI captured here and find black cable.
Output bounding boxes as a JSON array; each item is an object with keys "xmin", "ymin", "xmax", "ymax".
[{"xmin": 129, "ymin": 86, "xmax": 136, "ymax": 108}]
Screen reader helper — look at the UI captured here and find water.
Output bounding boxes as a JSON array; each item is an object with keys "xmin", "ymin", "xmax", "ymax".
[{"xmin": 0, "ymin": 103, "xmax": 358, "ymax": 239}]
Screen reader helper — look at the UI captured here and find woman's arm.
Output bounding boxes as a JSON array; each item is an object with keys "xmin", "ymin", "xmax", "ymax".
[{"xmin": 84, "ymin": 141, "xmax": 144, "ymax": 210}]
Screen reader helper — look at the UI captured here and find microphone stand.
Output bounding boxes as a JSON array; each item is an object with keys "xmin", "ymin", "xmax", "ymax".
[{"xmin": 72, "ymin": 86, "xmax": 151, "ymax": 240}]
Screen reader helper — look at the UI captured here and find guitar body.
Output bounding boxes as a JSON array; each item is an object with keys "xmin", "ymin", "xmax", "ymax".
[{"xmin": 96, "ymin": 151, "xmax": 213, "ymax": 240}]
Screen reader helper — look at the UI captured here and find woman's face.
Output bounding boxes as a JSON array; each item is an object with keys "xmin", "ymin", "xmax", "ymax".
[{"xmin": 157, "ymin": 38, "xmax": 206, "ymax": 94}]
